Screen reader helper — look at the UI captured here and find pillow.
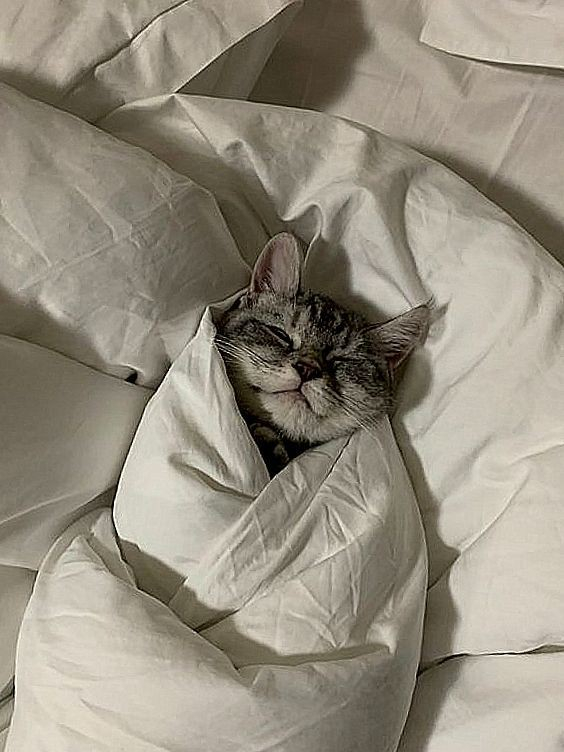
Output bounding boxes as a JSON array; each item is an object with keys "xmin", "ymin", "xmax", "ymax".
[
  {"xmin": 6, "ymin": 305, "xmax": 427, "ymax": 749},
  {"xmin": 102, "ymin": 94, "xmax": 564, "ymax": 665},
  {"xmin": 0, "ymin": 335, "xmax": 149, "ymax": 571},
  {"xmin": 399, "ymin": 654, "xmax": 564, "ymax": 752},
  {"xmin": 0, "ymin": 334, "xmax": 149, "ymax": 709},
  {"xmin": 0, "ymin": 0, "xmax": 302, "ymax": 121},
  {"xmin": 420, "ymin": 0, "xmax": 564, "ymax": 69},
  {"xmin": 0, "ymin": 83, "xmax": 250, "ymax": 386}
]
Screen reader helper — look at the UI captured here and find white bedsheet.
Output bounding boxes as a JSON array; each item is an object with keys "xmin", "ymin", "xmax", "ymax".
[
  {"xmin": 0, "ymin": 0, "xmax": 301, "ymax": 120},
  {"xmin": 0, "ymin": 83, "xmax": 249, "ymax": 386},
  {"xmin": 421, "ymin": 0, "xmax": 564, "ymax": 69},
  {"xmin": 251, "ymin": 0, "xmax": 564, "ymax": 266},
  {"xmin": 7, "ymin": 396, "xmax": 425, "ymax": 750},
  {"xmin": 2, "ymin": 86, "xmax": 564, "ymax": 749},
  {"xmin": 102, "ymin": 95, "xmax": 564, "ymax": 749}
]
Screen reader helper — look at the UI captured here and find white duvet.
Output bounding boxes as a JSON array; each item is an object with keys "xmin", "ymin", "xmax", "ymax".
[{"xmin": 2, "ymin": 83, "xmax": 564, "ymax": 750}]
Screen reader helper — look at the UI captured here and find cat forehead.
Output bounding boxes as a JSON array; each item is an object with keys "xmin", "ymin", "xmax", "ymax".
[{"xmin": 242, "ymin": 291, "xmax": 363, "ymax": 342}]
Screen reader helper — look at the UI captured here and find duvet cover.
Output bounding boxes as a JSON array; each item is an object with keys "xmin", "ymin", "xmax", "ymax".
[{"xmin": 1, "ymin": 27, "xmax": 564, "ymax": 752}]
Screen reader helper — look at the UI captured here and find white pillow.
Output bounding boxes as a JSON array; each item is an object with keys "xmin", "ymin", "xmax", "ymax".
[
  {"xmin": 0, "ymin": 0, "xmax": 301, "ymax": 121},
  {"xmin": 0, "ymin": 334, "xmax": 149, "ymax": 725},
  {"xmin": 0, "ymin": 335, "xmax": 149, "ymax": 571},
  {"xmin": 421, "ymin": 0, "xmax": 564, "ymax": 69},
  {"xmin": 399, "ymin": 654, "xmax": 564, "ymax": 752},
  {"xmin": 0, "ymin": 84, "xmax": 249, "ymax": 386}
]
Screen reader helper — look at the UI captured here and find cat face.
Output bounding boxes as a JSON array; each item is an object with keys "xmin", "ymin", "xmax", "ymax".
[{"xmin": 216, "ymin": 234, "xmax": 429, "ymax": 445}]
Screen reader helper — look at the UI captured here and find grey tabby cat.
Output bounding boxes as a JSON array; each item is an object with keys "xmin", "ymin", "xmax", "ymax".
[{"xmin": 215, "ymin": 233, "xmax": 429, "ymax": 475}]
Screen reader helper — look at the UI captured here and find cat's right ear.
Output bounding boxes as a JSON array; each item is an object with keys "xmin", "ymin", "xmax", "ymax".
[{"xmin": 250, "ymin": 233, "xmax": 302, "ymax": 296}]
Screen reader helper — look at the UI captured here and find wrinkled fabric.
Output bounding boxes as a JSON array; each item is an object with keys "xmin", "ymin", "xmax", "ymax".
[
  {"xmin": 2, "ymin": 86, "xmax": 564, "ymax": 750},
  {"xmin": 0, "ymin": 0, "xmax": 301, "ymax": 121},
  {"xmin": 399, "ymin": 654, "xmax": 564, "ymax": 752},
  {"xmin": 0, "ymin": 334, "xmax": 150, "ymax": 700},
  {"xmin": 0, "ymin": 699, "xmax": 12, "ymax": 752},
  {"xmin": 0, "ymin": 83, "xmax": 249, "ymax": 386},
  {"xmin": 102, "ymin": 94, "xmax": 564, "ymax": 747},
  {"xmin": 7, "ymin": 400, "xmax": 426, "ymax": 752},
  {"xmin": 421, "ymin": 0, "xmax": 564, "ymax": 69},
  {"xmin": 251, "ymin": 0, "xmax": 564, "ymax": 265}
]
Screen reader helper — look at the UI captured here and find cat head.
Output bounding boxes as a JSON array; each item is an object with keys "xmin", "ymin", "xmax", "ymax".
[{"xmin": 216, "ymin": 233, "xmax": 429, "ymax": 445}]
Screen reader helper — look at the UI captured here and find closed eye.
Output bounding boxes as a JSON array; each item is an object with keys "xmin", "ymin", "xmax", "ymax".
[
  {"xmin": 329, "ymin": 354, "xmax": 359, "ymax": 367},
  {"xmin": 328, "ymin": 355, "xmax": 347, "ymax": 365},
  {"xmin": 263, "ymin": 324, "xmax": 293, "ymax": 347}
]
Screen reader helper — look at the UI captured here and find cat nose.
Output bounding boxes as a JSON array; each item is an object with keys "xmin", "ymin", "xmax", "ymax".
[{"xmin": 295, "ymin": 358, "xmax": 321, "ymax": 382}]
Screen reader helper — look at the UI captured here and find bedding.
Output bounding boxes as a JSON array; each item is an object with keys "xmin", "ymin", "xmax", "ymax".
[
  {"xmin": 398, "ymin": 654, "xmax": 564, "ymax": 752},
  {"xmin": 102, "ymin": 94, "xmax": 564, "ymax": 748},
  {"xmin": 2, "ymin": 84, "xmax": 564, "ymax": 750},
  {"xmin": 0, "ymin": 333, "xmax": 150, "ymax": 703},
  {"xmin": 251, "ymin": 0, "xmax": 564, "ymax": 266},
  {"xmin": 6, "ymin": 410, "xmax": 426, "ymax": 750},
  {"xmin": 0, "ymin": 82, "xmax": 249, "ymax": 386},
  {"xmin": 0, "ymin": 0, "xmax": 301, "ymax": 121},
  {"xmin": 421, "ymin": 0, "xmax": 564, "ymax": 69}
]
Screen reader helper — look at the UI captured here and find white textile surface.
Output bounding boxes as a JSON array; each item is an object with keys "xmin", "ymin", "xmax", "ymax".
[
  {"xmin": 0, "ymin": 83, "xmax": 249, "ymax": 387},
  {"xmin": 0, "ymin": 698, "xmax": 12, "ymax": 752},
  {"xmin": 252, "ymin": 0, "xmax": 564, "ymax": 265},
  {"xmin": 2, "ymin": 85, "xmax": 564, "ymax": 749},
  {"xmin": 7, "ymin": 393, "xmax": 426, "ymax": 752},
  {"xmin": 0, "ymin": 0, "xmax": 301, "ymax": 121},
  {"xmin": 0, "ymin": 334, "xmax": 150, "ymax": 700},
  {"xmin": 102, "ymin": 94, "xmax": 564, "ymax": 748},
  {"xmin": 399, "ymin": 653, "xmax": 564, "ymax": 752},
  {"xmin": 421, "ymin": 0, "xmax": 564, "ymax": 69}
]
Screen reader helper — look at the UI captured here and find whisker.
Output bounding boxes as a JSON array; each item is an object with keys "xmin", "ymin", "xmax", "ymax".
[
  {"xmin": 323, "ymin": 387, "xmax": 381, "ymax": 439},
  {"xmin": 213, "ymin": 336, "xmax": 269, "ymax": 368}
]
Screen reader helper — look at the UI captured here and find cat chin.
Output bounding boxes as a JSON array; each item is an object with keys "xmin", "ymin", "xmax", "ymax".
[{"xmin": 259, "ymin": 391, "xmax": 357, "ymax": 444}]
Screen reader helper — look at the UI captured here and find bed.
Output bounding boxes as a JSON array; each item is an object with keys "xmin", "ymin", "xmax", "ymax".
[{"xmin": 2, "ymin": 2, "xmax": 564, "ymax": 750}]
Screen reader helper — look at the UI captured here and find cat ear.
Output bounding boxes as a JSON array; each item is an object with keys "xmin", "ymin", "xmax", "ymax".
[
  {"xmin": 370, "ymin": 304, "xmax": 430, "ymax": 371},
  {"xmin": 250, "ymin": 233, "xmax": 302, "ymax": 296}
]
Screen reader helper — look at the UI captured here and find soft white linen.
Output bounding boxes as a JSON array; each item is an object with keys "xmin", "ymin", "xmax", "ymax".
[
  {"xmin": 0, "ymin": 334, "xmax": 150, "ymax": 703},
  {"xmin": 2, "ymin": 87, "xmax": 564, "ymax": 748},
  {"xmin": 251, "ymin": 0, "xmax": 564, "ymax": 265},
  {"xmin": 399, "ymin": 654, "xmax": 564, "ymax": 752},
  {"xmin": 0, "ymin": 335, "xmax": 149, "ymax": 570},
  {"xmin": 179, "ymin": 3, "xmax": 300, "ymax": 101},
  {"xmin": 421, "ymin": 0, "xmax": 564, "ymax": 69},
  {"xmin": 102, "ymin": 94, "xmax": 564, "ymax": 747},
  {"xmin": 6, "ymin": 396, "xmax": 426, "ymax": 752},
  {"xmin": 0, "ymin": 0, "xmax": 301, "ymax": 121},
  {"xmin": 0, "ymin": 83, "xmax": 249, "ymax": 386}
]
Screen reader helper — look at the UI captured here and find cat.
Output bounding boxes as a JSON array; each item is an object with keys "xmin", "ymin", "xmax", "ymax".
[{"xmin": 215, "ymin": 233, "xmax": 429, "ymax": 475}]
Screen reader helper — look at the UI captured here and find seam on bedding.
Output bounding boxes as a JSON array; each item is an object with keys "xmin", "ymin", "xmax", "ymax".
[
  {"xmin": 54, "ymin": 0, "xmax": 194, "ymax": 103},
  {"xmin": 63, "ymin": 0, "xmax": 301, "ymax": 118}
]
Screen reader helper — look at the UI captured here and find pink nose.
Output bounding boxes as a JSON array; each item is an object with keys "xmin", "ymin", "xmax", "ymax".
[{"xmin": 295, "ymin": 359, "xmax": 321, "ymax": 382}]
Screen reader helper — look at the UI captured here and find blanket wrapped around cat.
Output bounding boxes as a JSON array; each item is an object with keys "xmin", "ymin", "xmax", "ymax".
[{"xmin": 7, "ymin": 301, "xmax": 427, "ymax": 751}]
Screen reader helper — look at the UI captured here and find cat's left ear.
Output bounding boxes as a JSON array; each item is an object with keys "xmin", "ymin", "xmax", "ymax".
[
  {"xmin": 250, "ymin": 233, "xmax": 302, "ymax": 296},
  {"xmin": 369, "ymin": 304, "xmax": 430, "ymax": 371}
]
